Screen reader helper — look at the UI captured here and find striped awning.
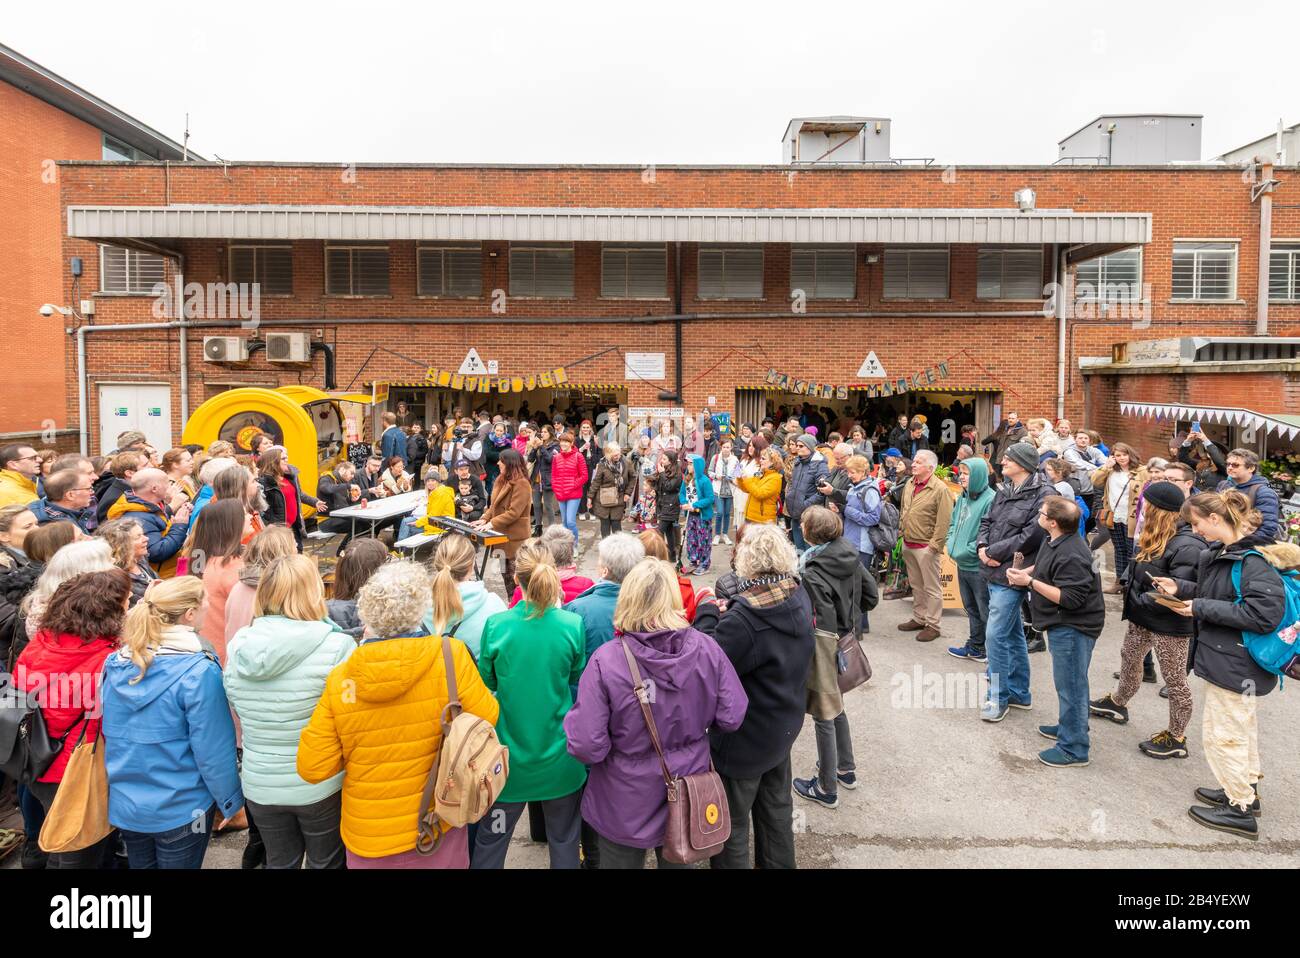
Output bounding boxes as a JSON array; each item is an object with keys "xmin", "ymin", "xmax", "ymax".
[{"xmin": 1120, "ymin": 401, "xmax": 1300, "ymax": 440}]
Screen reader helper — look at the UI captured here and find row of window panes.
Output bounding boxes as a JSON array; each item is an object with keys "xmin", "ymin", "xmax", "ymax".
[{"xmin": 96, "ymin": 241, "xmax": 1300, "ymax": 302}]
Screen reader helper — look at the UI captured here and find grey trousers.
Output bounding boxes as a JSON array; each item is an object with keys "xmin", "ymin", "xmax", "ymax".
[
  {"xmin": 814, "ymin": 712, "xmax": 856, "ymax": 795},
  {"xmin": 712, "ymin": 752, "xmax": 797, "ymax": 870},
  {"xmin": 244, "ymin": 791, "xmax": 345, "ymax": 870},
  {"xmin": 471, "ymin": 790, "xmax": 582, "ymax": 869},
  {"xmin": 597, "ymin": 834, "xmax": 690, "ymax": 870}
]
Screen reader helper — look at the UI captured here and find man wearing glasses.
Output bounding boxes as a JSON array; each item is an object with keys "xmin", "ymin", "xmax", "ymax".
[
  {"xmin": 0, "ymin": 444, "xmax": 41, "ymax": 507},
  {"xmin": 29, "ymin": 469, "xmax": 96, "ymax": 534},
  {"xmin": 1217, "ymin": 448, "xmax": 1279, "ymax": 540}
]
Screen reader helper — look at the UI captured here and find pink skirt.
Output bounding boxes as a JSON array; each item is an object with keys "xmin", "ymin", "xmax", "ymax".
[{"xmin": 345, "ymin": 827, "xmax": 469, "ymax": 869}]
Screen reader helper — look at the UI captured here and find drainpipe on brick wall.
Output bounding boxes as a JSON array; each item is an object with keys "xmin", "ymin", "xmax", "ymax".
[
  {"xmin": 1256, "ymin": 159, "xmax": 1275, "ymax": 336},
  {"xmin": 176, "ymin": 254, "xmax": 190, "ymax": 426},
  {"xmin": 77, "ymin": 321, "xmax": 187, "ymax": 456},
  {"xmin": 1056, "ymin": 246, "xmax": 1071, "ymax": 422}
]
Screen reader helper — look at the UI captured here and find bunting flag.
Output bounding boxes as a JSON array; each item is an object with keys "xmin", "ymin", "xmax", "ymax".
[
  {"xmin": 763, "ymin": 360, "xmax": 950, "ymax": 400},
  {"xmin": 424, "ymin": 366, "xmax": 568, "ymax": 393},
  {"xmin": 1120, "ymin": 401, "xmax": 1300, "ymax": 438}
]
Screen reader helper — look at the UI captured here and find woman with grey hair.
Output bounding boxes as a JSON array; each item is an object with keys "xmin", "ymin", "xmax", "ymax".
[
  {"xmin": 297, "ymin": 560, "xmax": 499, "ymax": 869},
  {"xmin": 509, "ymin": 526, "xmax": 594, "ymax": 607},
  {"xmin": 699, "ymin": 522, "xmax": 814, "ymax": 870}
]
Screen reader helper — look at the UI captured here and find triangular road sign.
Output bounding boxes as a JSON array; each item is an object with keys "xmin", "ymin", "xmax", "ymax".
[
  {"xmin": 857, "ymin": 351, "xmax": 886, "ymax": 378},
  {"xmin": 458, "ymin": 348, "xmax": 489, "ymax": 375}
]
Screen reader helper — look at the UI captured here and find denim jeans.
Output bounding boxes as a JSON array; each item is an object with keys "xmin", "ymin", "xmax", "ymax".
[
  {"xmin": 791, "ymin": 521, "xmax": 808, "ymax": 552},
  {"xmin": 558, "ymin": 497, "xmax": 582, "ymax": 546},
  {"xmin": 244, "ymin": 791, "xmax": 345, "ymax": 869},
  {"xmin": 957, "ymin": 567, "xmax": 990, "ymax": 654},
  {"xmin": 532, "ymin": 486, "xmax": 558, "ymax": 530},
  {"xmin": 120, "ymin": 805, "xmax": 216, "ymax": 869},
  {"xmin": 397, "ymin": 516, "xmax": 422, "ymax": 543},
  {"xmin": 985, "ymin": 583, "xmax": 1031, "ymax": 710},
  {"xmin": 814, "ymin": 712, "xmax": 855, "ymax": 795},
  {"xmin": 713, "ymin": 496, "xmax": 734, "ymax": 535},
  {"xmin": 1046, "ymin": 626, "xmax": 1097, "ymax": 760},
  {"xmin": 471, "ymin": 790, "xmax": 582, "ymax": 870}
]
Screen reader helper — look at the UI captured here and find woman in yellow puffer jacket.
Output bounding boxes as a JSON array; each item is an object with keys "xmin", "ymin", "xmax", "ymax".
[
  {"xmin": 736, "ymin": 447, "xmax": 784, "ymax": 524},
  {"xmin": 297, "ymin": 560, "xmax": 498, "ymax": 868}
]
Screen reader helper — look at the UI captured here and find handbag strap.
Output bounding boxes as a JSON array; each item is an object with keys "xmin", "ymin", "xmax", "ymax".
[
  {"xmin": 619, "ymin": 638, "xmax": 675, "ymax": 788},
  {"xmin": 416, "ymin": 635, "xmax": 462, "ymax": 854},
  {"xmin": 439, "ymin": 635, "xmax": 462, "ymax": 733}
]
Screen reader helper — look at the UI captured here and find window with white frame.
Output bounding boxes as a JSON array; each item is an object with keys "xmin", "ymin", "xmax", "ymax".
[
  {"xmin": 509, "ymin": 244, "xmax": 574, "ymax": 298},
  {"xmin": 325, "ymin": 245, "xmax": 390, "ymax": 296},
  {"xmin": 417, "ymin": 245, "xmax": 482, "ymax": 297},
  {"xmin": 601, "ymin": 245, "xmax": 668, "ymax": 298},
  {"xmin": 1171, "ymin": 241, "xmax": 1237, "ymax": 301},
  {"xmin": 790, "ymin": 247, "xmax": 856, "ymax": 299},
  {"xmin": 1269, "ymin": 243, "xmax": 1300, "ymax": 302},
  {"xmin": 1074, "ymin": 248, "xmax": 1142, "ymax": 302},
  {"xmin": 99, "ymin": 244, "xmax": 166, "ymax": 294},
  {"xmin": 698, "ymin": 247, "xmax": 764, "ymax": 299},
  {"xmin": 882, "ymin": 247, "xmax": 949, "ymax": 299},
  {"xmin": 229, "ymin": 245, "xmax": 293, "ymax": 295},
  {"xmin": 977, "ymin": 247, "xmax": 1044, "ymax": 300}
]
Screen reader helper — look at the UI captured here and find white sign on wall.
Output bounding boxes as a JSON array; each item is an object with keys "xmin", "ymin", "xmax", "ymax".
[
  {"xmin": 629, "ymin": 407, "xmax": 685, "ymax": 420},
  {"xmin": 625, "ymin": 352, "xmax": 666, "ymax": 381},
  {"xmin": 857, "ymin": 351, "xmax": 887, "ymax": 378},
  {"xmin": 458, "ymin": 348, "xmax": 489, "ymax": 375},
  {"xmin": 487, "ymin": 359, "xmax": 499, "ymax": 375}
]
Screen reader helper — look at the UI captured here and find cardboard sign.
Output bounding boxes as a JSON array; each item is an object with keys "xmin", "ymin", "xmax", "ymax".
[{"xmin": 940, "ymin": 550, "xmax": 962, "ymax": 610}]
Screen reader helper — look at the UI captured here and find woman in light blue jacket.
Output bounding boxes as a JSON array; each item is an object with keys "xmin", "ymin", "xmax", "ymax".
[
  {"xmin": 840, "ymin": 454, "xmax": 883, "ymax": 567},
  {"xmin": 102, "ymin": 576, "xmax": 243, "ymax": 869},
  {"xmin": 224, "ymin": 554, "xmax": 354, "ymax": 869},
  {"xmin": 422, "ymin": 533, "xmax": 506, "ymax": 658}
]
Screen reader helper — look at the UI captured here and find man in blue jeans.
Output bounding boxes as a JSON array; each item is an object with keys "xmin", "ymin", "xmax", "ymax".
[
  {"xmin": 1006, "ymin": 496, "xmax": 1105, "ymax": 767},
  {"xmin": 976, "ymin": 442, "xmax": 1050, "ymax": 722}
]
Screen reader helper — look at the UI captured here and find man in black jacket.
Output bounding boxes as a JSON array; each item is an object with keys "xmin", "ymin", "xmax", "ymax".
[
  {"xmin": 977, "ymin": 442, "xmax": 1051, "ymax": 722},
  {"xmin": 1007, "ymin": 496, "xmax": 1105, "ymax": 768}
]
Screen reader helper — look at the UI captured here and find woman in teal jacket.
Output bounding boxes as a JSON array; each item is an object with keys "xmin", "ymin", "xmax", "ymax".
[
  {"xmin": 679, "ymin": 454, "xmax": 716, "ymax": 574},
  {"xmin": 472, "ymin": 541, "xmax": 587, "ymax": 869},
  {"xmin": 422, "ymin": 533, "xmax": 506, "ymax": 659},
  {"xmin": 223, "ymin": 554, "xmax": 354, "ymax": 869},
  {"xmin": 102, "ymin": 576, "xmax": 243, "ymax": 869},
  {"xmin": 946, "ymin": 456, "xmax": 997, "ymax": 661}
]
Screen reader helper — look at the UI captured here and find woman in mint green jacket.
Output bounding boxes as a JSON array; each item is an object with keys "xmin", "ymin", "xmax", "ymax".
[
  {"xmin": 945, "ymin": 456, "xmax": 997, "ymax": 661},
  {"xmin": 223, "ymin": 554, "xmax": 355, "ymax": 869},
  {"xmin": 471, "ymin": 541, "xmax": 587, "ymax": 869},
  {"xmin": 422, "ymin": 533, "xmax": 506, "ymax": 659}
]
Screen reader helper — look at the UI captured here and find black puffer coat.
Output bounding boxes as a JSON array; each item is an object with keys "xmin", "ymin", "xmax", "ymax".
[{"xmin": 1123, "ymin": 523, "xmax": 1207, "ymax": 636}]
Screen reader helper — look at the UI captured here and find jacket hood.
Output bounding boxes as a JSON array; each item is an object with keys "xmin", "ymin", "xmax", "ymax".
[
  {"xmin": 959, "ymin": 457, "xmax": 990, "ymax": 497},
  {"xmin": 238, "ymin": 565, "xmax": 264, "ymax": 588},
  {"xmin": 103, "ymin": 645, "xmax": 208, "ymax": 709},
  {"xmin": 803, "ymin": 536, "xmax": 863, "ymax": 579},
  {"xmin": 689, "ymin": 454, "xmax": 708, "ymax": 478},
  {"xmin": 228, "ymin": 616, "xmax": 343, "ymax": 681},
  {"xmin": 458, "ymin": 580, "xmax": 493, "ymax": 619},
  {"xmin": 1255, "ymin": 542, "xmax": 1300, "ymax": 571},
  {"xmin": 29, "ymin": 630, "xmax": 116, "ymax": 672},
  {"xmin": 575, "ymin": 580, "xmax": 621, "ymax": 601},
  {"xmin": 343, "ymin": 633, "xmax": 438, "ymax": 703},
  {"xmin": 107, "ymin": 494, "xmax": 163, "ymax": 521},
  {"xmin": 619, "ymin": 627, "xmax": 706, "ymax": 693}
]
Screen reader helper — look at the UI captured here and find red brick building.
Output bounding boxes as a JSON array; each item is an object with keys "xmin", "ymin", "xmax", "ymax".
[
  {"xmin": 53, "ymin": 157, "xmax": 1299, "ymax": 457},
  {"xmin": 0, "ymin": 42, "xmax": 191, "ymax": 448}
]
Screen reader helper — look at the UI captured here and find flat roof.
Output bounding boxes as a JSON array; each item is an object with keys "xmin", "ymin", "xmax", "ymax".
[
  {"xmin": 1058, "ymin": 113, "xmax": 1204, "ymax": 145},
  {"xmin": 0, "ymin": 42, "xmax": 198, "ymax": 161}
]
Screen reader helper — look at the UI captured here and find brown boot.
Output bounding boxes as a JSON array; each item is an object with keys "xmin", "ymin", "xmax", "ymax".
[
  {"xmin": 916, "ymin": 627, "xmax": 941, "ymax": 642},
  {"xmin": 898, "ymin": 619, "xmax": 924, "ymax": 632}
]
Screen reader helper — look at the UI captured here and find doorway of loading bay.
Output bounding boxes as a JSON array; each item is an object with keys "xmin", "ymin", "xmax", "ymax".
[
  {"xmin": 388, "ymin": 384, "xmax": 629, "ymax": 434},
  {"xmin": 736, "ymin": 387, "xmax": 999, "ymax": 461}
]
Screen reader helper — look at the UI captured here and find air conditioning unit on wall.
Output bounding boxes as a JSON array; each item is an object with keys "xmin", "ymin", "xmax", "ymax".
[
  {"xmin": 265, "ymin": 332, "xmax": 311, "ymax": 363},
  {"xmin": 203, "ymin": 336, "xmax": 250, "ymax": 362}
]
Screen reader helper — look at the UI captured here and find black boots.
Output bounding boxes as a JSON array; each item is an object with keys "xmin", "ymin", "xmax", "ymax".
[
  {"xmin": 1187, "ymin": 803, "xmax": 1258, "ymax": 841},
  {"xmin": 1194, "ymin": 783, "xmax": 1261, "ymax": 816}
]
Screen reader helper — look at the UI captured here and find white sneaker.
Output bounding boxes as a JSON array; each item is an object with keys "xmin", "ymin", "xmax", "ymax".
[
  {"xmin": 723, "ymin": 535, "xmax": 733, "ymax": 545},
  {"xmin": 712, "ymin": 535, "xmax": 721, "ymax": 545}
]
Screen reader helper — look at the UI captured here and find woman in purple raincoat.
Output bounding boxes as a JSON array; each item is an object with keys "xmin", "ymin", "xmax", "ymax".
[{"xmin": 564, "ymin": 557, "xmax": 747, "ymax": 869}]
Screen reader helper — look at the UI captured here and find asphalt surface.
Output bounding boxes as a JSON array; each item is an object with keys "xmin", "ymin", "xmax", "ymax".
[{"xmin": 7, "ymin": 517, "xmax": 1296, "ymax": 870}]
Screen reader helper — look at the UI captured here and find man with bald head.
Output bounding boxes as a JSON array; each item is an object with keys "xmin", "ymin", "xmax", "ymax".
[{"xmin": 106, "ymin": 467, "xmax": 193, "ymax": 574}]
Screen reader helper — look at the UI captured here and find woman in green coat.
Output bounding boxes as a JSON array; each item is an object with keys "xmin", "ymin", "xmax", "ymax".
[{"xmin": 472, "ymin": 540, "xmax": 587, "ymax": 869}]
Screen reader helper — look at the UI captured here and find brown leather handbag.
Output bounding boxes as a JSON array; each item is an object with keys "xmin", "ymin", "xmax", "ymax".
[
  {"xmin": 620, "ymin": 639, "xmax": 730, "ymax": 865},
  {"xmin": 836, "ymin": 571, "xmax": 872, "ymax": 694}
]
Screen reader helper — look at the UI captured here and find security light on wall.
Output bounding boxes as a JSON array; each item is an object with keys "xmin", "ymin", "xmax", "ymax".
[{"xmin": 39, "ymin": 303, "xmax": 72, "ymax": 317}]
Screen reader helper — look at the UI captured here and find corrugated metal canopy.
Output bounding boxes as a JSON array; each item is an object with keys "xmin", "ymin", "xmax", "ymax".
[{"xmin": 67, "ymin": 204, "xmax": 1151, "ymax": 246}]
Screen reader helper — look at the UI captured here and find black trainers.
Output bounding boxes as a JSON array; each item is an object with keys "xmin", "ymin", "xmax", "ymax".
[
  {"xmin": 1188, "ymin": 803, "xmax": 1258, "ymax": 841},
  {"xmin": 1158, "ymin": 685, "xmax": 1169, "ymax": 699},
  {"xmin": 793, "ymin": 776, "xmax": 839, "ymax": 809},
  {"xmin": 1088, "ymin": 693, "xmax": 1129, "ymax": 724},
  {"xmin": 1138, "ymin": 730, "xmax": 1188, "ymax": 759},
  {"xmin": 1026, "ymin": 633, "xmax": 1046, "ymax": 654},
  {"xmin": 1194, "ymin": 784, "xmax": 1260, "ymax": 817}
]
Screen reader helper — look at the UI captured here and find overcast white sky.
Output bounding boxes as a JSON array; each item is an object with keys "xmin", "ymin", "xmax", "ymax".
[{"xmin": 6, "ymin": 0, "xmax": 1295, "ymax": 165}]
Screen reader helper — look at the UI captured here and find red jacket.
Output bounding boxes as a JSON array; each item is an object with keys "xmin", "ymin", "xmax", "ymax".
[
  {"xmin": 550, "ymin": 448, "xmax": 589, "ymax": 502},
  {"xmin": 509, "ymin": 572, "xmax": 595, "ymax": 609},
  {"xmin": 15, "ymin": 631, "xmax": 117, "ymax": 783}
]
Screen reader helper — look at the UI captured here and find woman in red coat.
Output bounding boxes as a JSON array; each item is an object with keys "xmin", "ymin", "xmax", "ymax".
[
  {"xmin": 550, "ymin": 432, "xmax": 590, "ymax": 553},
  {"xmin": 17, "ymin": 567, "xmax": 132, "ymax": 868}
]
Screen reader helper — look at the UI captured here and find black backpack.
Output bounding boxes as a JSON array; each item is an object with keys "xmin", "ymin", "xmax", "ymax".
[{"xmin": 859, "ymin": 484, "xmax": 900, "ymax": 555}]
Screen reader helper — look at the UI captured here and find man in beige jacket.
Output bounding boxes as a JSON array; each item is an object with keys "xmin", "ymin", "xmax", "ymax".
[{"xmin": 898, "ymin": 450, "xmax": 954, "ymax": 642}]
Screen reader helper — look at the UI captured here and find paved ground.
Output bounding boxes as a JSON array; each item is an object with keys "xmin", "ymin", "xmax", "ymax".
[{"xmin": 6, "ymin": 516, "xmax": 1297, "ymax": 869}]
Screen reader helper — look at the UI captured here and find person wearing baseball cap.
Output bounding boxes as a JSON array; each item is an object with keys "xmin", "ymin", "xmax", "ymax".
[{"xmin": 976, "ymin": 441, "xmax": 1052, "ymax": 723}]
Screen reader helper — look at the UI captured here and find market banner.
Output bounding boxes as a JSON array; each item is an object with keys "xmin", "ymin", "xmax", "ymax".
[{"xmin": 425, "ymin": 366, "xmax": 568, "ymax": 393}]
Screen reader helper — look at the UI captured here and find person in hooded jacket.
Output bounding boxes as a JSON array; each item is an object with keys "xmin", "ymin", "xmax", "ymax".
[
  {"xmin": 1150, "ymin": 490, "xmax": 1288, "ymax": 840},
  {"xmin": 654, "ymin": 450, "xmax": 683, "ymax": 564},
  {"xmin": 1090, "ymin": 482, "xmax": 1205, "ymax": 759},
  {"xmin": 792, "ymin": 507, "xmax": 878, "ymax": 809},
  {"xmin": 589, "ymin": 442, "xmax": 636, "ymax": 538},
  {"xmin": 106, "ymin": 468, "xmax": 192, "ymax": 576},
  {"xmin": 422, "ymin": 533, "xmax": 506, "ymax": 660},
  {"xmin": 527, "ymin": 425, "xmax": 561, "ymax": 535},
  {"xmin": 224, "ymin": 555, "xmax": 354, "ymax": 869},
  {"xmin": 405, "ymin": 423, "xmax": 430, "ymax": 477},
  {"xmin": 564, "ymin": 557, "xmax": 747, "ymax": 868},
  {"xmin": 786, "ymin": 434, "xmax": 830, "ymax": 550},
  {"xmin": 16, "ymin": 569, "xmax": 132, "ymax": 868},
  {"xmin": 699, "ymin": 524, "xmax": 814, "ymax": 869},
  {"xmin": 102, "ymin": 574, "xmax": 242, "ymax": 868},
  {"xmin": 1215, "ymin": 448, "xmax": 1280, "ymax": 541},
  {"xmin": 679, "ymin": 454, "xmax": 715, "ymax": 575},
  {"xmin": 223, "ymin": 526, "xmax": 299, "ymax": 646},
  {"xmin": 28, "ymin": 468, "xmax": 96, "ymax": 534},
  {"xmin": 297, "ymin": 561, "xmax": 499, "ymax": 868},
  {"xmin": 93, "ymin": 452, "xmax": 143, "ymax": 525},
  {"xmin": 946, "ymin": 457, "xmax": 997, "ymax": 662}
]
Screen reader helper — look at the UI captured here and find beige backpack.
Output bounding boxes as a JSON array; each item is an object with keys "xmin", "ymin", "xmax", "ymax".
[{"xmin": 416, "ymin": 636, "xmax": 509, "ymax": 853}]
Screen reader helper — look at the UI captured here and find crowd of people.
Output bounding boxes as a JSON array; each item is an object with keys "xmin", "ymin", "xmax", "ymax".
[{"xmin": 0, "ymin": 399, "xmax": 1290, "ymax": 870}]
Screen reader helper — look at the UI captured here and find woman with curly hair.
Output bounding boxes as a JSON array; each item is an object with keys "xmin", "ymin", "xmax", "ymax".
[{"xmin": 96, "ymin": 517, "xmax": 158, "ymax": 605}]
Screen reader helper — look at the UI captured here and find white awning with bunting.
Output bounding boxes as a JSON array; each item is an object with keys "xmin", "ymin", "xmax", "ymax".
[{"xmin": 1119, "ymin": 401, "xmax": 1300, "ymax": 441}]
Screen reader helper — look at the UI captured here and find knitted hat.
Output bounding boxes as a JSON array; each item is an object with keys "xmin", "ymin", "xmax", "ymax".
[
  {"xmin": 1003, "ymin": 441, "xmax": 1040, "ymax": 474},
  {"xmin": 797, "ymin": 433, "xmax": 819, "ymax": 450},
  {"xmin": 1142, "ymin": 480, "xmax": 1186, "ymax": 513}
]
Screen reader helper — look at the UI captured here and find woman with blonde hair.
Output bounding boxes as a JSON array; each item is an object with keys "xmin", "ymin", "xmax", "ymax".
[
  {"xmin": 224, "ymin": 555, "xmax": 354, "ymax": 869},
  {"xmin": 101, "ymin": 575, "xmax": 242, "ymax": 868},
  {"xmin": 565, "ymin": 558, "xmax": 747, "ymax": 868},
  {"xmin": 422, "ymin": 533, "xmax": 505, "ymax": 659},
  {"xmin": 736, "ymin": 446, "xmax": 784, "ymax": 525},
  {"xmin": 96, "ymin": 517, "xmax": 158, "ymax": 605},
  {"xmin": 1091, "ymin": 442, "xmax": 1146, "ymax": 594},
  {"xmin": 223, "ymin": 525, "xmax": 297, "ymax": 645},
  {"xmin": 472, "ymin": 539, "xmax": 587, "ymax": 869},
  {"xmin": 297, "ymin": 561, "xmax": 499, "ymax": 869}
]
